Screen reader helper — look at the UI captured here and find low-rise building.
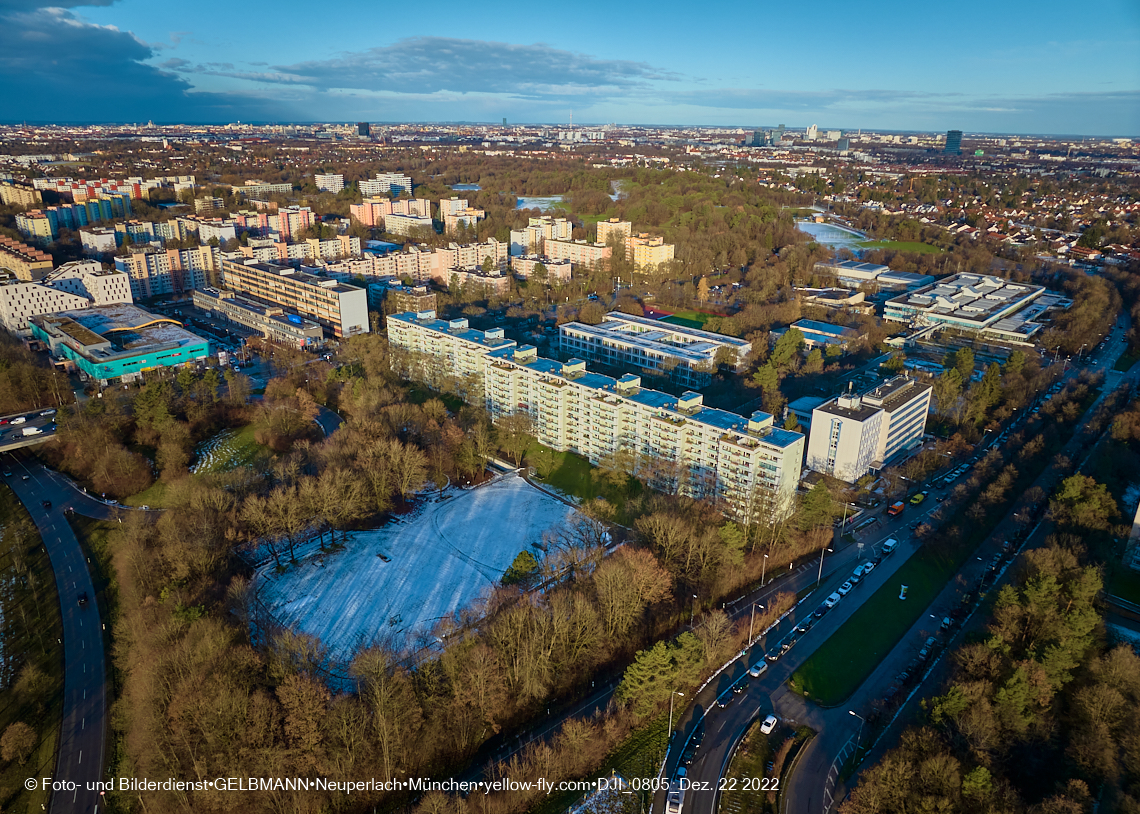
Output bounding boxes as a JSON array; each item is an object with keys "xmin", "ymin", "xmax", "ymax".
[
  {"xmin": 773, "ymin": 319, "xmax": 863, "ymax": 353},
  {"xmin": 813, "ymin": 260, "xmax": 934, "ymax": 291},
  {"xmin": 219, "ymin": 258, "xmax": 368, "ymax": 338},
  {"xmin": 192, "ymin": 287, "xmax": 324, "ymax": 348},
  {"xmin": 367, "ymin": 281, "xmax": 437, "ymax": 313},
  {"xmin": 443, "ymin": 266, "xmax": 511, "ymax": 297},
  {"xmin": 388, "ymin": 310, "xmax": 805, "ymax": 519},
  {"xmin": 796, "ymin": 287, "xmax": 873, "ymax": 314},
  {"xmin": 560, "ymin": 311, "xmax": 750, "ymax": 387},
  {"xmin": 883, "ymin": 273, "xmax": 1066, "ymax": 345},
  {"xmin": 805, "ymin": 376, "xmax": 932, "ymax": 482},
  {"xmin": 384, "ymin": 213, "xmax": 436, "ymax": 237},
  {"xmin": 30, "ymin": 303, "xmax": 210, "ymax": 383},
  {"xmin": 511, "ymin": 255, "xmax": 573, "ymax": 282}
]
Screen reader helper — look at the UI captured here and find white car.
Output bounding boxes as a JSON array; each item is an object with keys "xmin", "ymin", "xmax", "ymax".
[
  {"xmin": 824, "ymin": 591, "xmax": 842, "ymax": 609},
  {"xmin": 760, "ymin": 714, "xmax": 778, "ymax": 735},
  {"xmin": 837, "ymin": 580, "xmax": 855, "ymax": 597}
]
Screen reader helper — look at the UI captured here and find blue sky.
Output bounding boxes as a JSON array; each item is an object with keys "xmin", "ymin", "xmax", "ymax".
[{"xmin": 1, "ymin": 0, "xmax": 1138, "ymax": 135}]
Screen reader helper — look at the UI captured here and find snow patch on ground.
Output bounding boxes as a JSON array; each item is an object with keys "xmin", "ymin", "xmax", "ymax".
[
  {"xmin": 191, "ymin": 428, "xmax": 255, "ymax": 474},
  {"xmin": 254, "ymin": 473, "xmax": 575, "ymax": 661}
]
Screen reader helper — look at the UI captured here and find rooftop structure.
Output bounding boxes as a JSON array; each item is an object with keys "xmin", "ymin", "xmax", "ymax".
[
  {"xmin": 30, "ymin": 303, "xmax": 209, "ymax": 382},
  {"xmin": 883, "ymin": 273, "xmax": 1064, "ymax": 344},
  {"xmin": 813, "ymin": 260, "xmax": 934, "ymax": 291},
  {"xmin": 772, "ymin": 319, "xmax": 863, "ymax": 352},
  {"xmin": 560, "ymin": 311, "xmax": 750, "ymax": 387}
]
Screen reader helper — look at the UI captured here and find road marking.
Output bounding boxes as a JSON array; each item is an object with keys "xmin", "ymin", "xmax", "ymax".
[{"xmin": 78, "ymin": 749, "xmax": 82, "ymax": 764}]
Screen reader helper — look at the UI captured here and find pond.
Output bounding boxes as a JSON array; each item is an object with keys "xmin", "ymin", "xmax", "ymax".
[
  {"xmin": 796, "ymin": 220, "xmax": 867, "ymax": 251},
  {"xmin": 515, "ymin": 195, "xmax": 566, "ymax": 211}
]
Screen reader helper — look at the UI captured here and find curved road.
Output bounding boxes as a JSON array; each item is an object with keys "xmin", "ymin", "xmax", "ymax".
[{"xmin": 3, "ymin": 453, "xmax": 115, "ymax": 814}]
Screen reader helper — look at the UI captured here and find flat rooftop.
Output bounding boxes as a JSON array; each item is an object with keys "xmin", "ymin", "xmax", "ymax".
[
  {"xmin": 51, "ymin": 303, "xmax": 207, "ymax": 353},
  {"xmin": 226, "ymin": 260, "xmax": 362, "ymax": 294},
  {"xmin": 886, "ymin": 273, "xmax": 1045, "ymax": 327}
]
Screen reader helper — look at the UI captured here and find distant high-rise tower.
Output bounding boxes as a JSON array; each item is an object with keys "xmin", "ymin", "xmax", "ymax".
[
  {"xmin": 944, "ymin": 130, "xmax": 962, "ymax": 155},
  {"xmin": 357, "ymin": 122, "xmax": 370, "ymax": 137},
  {"xmin": 837, "ymin": 137, "xmax": 850, "ymax": 152},
  {"xmin": 503, "ymin": 117, "xmax": 507, "ymax": 126},
  {"xmin": 776, "ymin": 124, "xmax": 786, "ymax": 143}
]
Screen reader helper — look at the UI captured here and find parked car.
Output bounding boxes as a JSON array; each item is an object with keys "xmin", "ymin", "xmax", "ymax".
[
  {"xmin": 749, "ymin": 660, "xmax": 769, "ymax": 678},
  {"xmin": 760, "ymin": 714, "xmax": 778, "ymax": 735},
  {"xmin": 824, "ymin": 591, "xmax": 842, "ymax": 609},
  {"xmin": 837, "ymin": 581, "xmax": 854, "ymax": 597}
]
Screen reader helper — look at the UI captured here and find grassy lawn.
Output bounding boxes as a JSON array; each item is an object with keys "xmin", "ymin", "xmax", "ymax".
[
  {"xmin": 190, "ymin": 424, "xmax": 264, "ymax": 475},
  {"xmin": 526, "ymin": 442, "xmax": 641, "ymax": 518},
  {"xmin": 1115, "ymin": 347, "xmax": 1140, "ymax": 373},
  {"xmin": 789, "ymin": 537, "xmax": 974, "ymax": 705},
  {"xmin": 122, "ymin": 480, "xmax": 168, "ymax": 508},
  {"xmin": 0, "ymin": 486, "xmax": 64, "ymax": 813},
  {"xmin": 660, "ymin": 310, "xmax": 713, "ymax": 329},
  {"xmin": 858, "ymin": 240, "xmax": 943, "ymax": 254},
  {"xmin": 721, "ymin": 720, "xmax": 774, "ymax": 814}
]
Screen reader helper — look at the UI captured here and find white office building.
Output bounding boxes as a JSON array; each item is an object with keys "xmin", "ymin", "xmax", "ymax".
[
  {"xmin": 806, "ymin": 376, "xmax": 932, "ymax": 483},
  {"xmin": 388, "ymin": 310, "xmax": 805, "ymax": 519}
]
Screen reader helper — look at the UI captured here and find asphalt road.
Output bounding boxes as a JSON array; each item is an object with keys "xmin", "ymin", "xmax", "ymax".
[
  {"xmin": 3, "ymin": 455, "xmax": 108, "ymax": 814},
  {"xmin": 0, "ymin": 407, "xmax": 60, "ymax": 452}
]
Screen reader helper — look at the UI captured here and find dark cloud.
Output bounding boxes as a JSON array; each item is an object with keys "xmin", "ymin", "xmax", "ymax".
[
  {"xmin": 0, "ymin": 7, "xmax": 290, "ymax": 122},
  {"xmin": 256, "ymin": 37, "xmax": 674, "ymax": 98}
]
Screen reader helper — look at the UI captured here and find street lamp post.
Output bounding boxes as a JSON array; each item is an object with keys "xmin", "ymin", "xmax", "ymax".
[
  {"xmin": 690, "ymin": 594, "xmax": 698, "ymax": 626},
  {"xmin": 668, "ymin": 690, "xmax": 685, "ymax": 738},
  {"xmin": 816, "ymin": 546, "xmax": 834, "ymax": 587},
  {"xmin": 760, "ymin": 553, "xmax": 769, "ymax": 588},
  {"xmin": 849, "ymin": 709, "xmax": 865, "ymax": 755},
  {"xmin": 748, "ymin": 602, "xmax": 765, "ymax": 645}
]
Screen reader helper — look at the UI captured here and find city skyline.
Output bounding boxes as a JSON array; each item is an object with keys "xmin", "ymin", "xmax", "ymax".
[{"xmin": 0, "ymin": 0, "xmax": 1137, "ymax": 135}]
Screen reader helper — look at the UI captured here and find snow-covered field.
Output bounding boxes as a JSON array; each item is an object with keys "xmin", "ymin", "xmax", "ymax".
[
  {"xmin": 190, "ymin": 428, "xmax": 257, "ymax": 474},
  {"xmin": 254, "ymin": 473, "xmax": 575, "ymax": 660}
]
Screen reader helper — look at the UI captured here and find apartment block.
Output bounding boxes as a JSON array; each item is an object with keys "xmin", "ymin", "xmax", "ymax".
[
  {"xmin": 0, "ymin": 236, "xmax": 54, "ymax": 280},
  {"xmin": 359, "ymin": 172, "xmax": 413, "ymax": 196},
  {"xmin": 219, "ymin": 258, "xmax": 368, "ymax": 338},
  {"xmin": 192, "ymin": 287, "xmax": 324, "ymax": 348},
  {"xmin": 443, "ymin": 206, "xmax": 485, "ymax": 234},
  {"xmin": 314, "ymin": 173, "xmax": 345, "ymax": 193},
  {"xmin": 560, "ymin": 312, "xmax": 750, "ymax": 387},
  {"xmin": 511, "ymin": 255, "xmax": 573, "ymax": 282},
  {"xmin": 195, "ymin": 197, "xmax": 226, "ymax": 214},
  {"xmin": 383, "ymin": 213, "xmax": 435, "ymax": 237},
  {"xmin": 350, "ymin": 196, "xmax": 431, "ymax": 228},
  {"xmin": 1, "ymin": 261, "xmax": 132, "ymax": 335},
  {"xmin": 596, "ymin": 218, "xmax": 632, "ymax": 247},
  {"xmin": 236, "ymin": 181, "xmax": 292, "ymax": 197},
  {"xmin": 0, "ymin": 183, "xmax": 42, "ymax": 207},
  {"xmin": 367, "ymin": 281, "xmax": 437, "ymax": 313},
  {"xmin": 14, "ymin": 211, "xmax": 57, "ymax": 244},
  {"xmin": 388, "ymin": 311, "xmax": 805, "ymax": 519},
  {"xmin": 114, "ymin": 246, "xmax": 218, "ymax": 298},
  {"xmin": 509, "ymin": 216, "xmax": 573, "ymax": 256},
  {"xmin": 80, "ymin": 227, "xmax": 118, "ymax": 255},
  {"xmin": 805, "ymin": 376, "xmax": 932, "ymax": 483},
  {"xmin": 629, "ymin": 233, "xmax": 675, "ymax": 270},
  {"xmin": 544, "ymin": 238, "xmax": 611, "ymax": 269},
  {"xmin": 444, "ymin": 267, "xmax": 511, "ymax": 297}
]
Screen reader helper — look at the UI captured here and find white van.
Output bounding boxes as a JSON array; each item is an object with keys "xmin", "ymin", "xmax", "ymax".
[{"xmin": 881, "ymin": 538, "xmax": 900, "ymax": 556}]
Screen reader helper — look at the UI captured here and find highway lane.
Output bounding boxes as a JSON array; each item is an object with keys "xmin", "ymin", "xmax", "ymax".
[{"xmin": 3, "ymin": 456, "xmax": 107, "ymax": 813}]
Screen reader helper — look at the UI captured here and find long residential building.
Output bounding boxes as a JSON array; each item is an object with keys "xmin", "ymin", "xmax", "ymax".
[
  {"xmin": 349, "ymin": 197, "xmax": 431, "ymax": 227},
  {"xmin": 388, "ymin": 310, "xmax": 805, "ymax": 519},
  {"xmin": 219, "ymin": 258, "xmax": 368, "ymax": 338},
  {"xmin": 560, "ymin": 311, "xmax": 750, "ymax": 387},
  {"xmin": 359, "ymin": 172, "xmax": 413, "ymax": 196},
  {"xmin": 545, "ymin": 238, "xmax": 612, "ymax": 269},
  {"xmin": 805, "ymin": 375, "xmax": 932, "ymax": 483}
]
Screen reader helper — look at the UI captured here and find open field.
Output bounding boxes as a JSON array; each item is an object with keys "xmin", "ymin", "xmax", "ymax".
[
  {"xmin": 1115, "ymin": 347, "xmax": 1140, "ymax": 372},
  {"xmin": 659, "ymin": 310, "xmax": 714, "ymax": 329},
  {"xmin": 0, "ymin": 486, "xmax": 63, "ymax": 813},
  {"xmin": 858, "ymin": 240, "xmax": 943, "ymax": 254},
  {"xmin": 256, "ymin": 473, "xmax": 575, "ymax": 659}
]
